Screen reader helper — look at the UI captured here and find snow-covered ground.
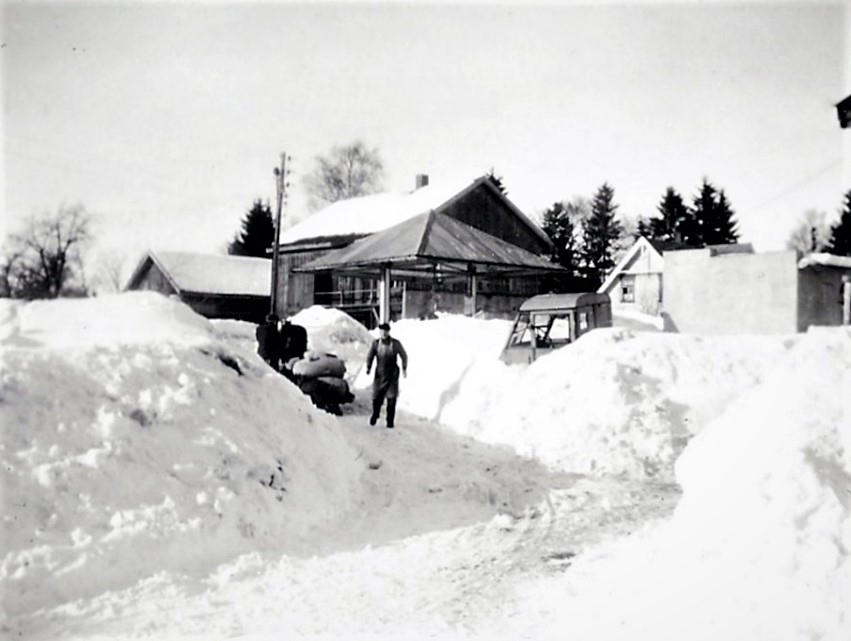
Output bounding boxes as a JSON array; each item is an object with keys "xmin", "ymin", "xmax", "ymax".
[{"xmin": 2, "ymin": 293, "xmax": 849, "ymax": 640}]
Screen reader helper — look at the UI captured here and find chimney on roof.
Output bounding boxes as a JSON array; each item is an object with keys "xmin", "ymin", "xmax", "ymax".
[{"xmin": 415, "ymin": 174, "xmax": 429, "ymax": 190}]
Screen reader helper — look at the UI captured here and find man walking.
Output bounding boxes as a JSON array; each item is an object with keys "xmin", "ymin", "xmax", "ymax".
[{"xmin": 365, "ymin": 322, "xmax": 408, "ymax": 429}]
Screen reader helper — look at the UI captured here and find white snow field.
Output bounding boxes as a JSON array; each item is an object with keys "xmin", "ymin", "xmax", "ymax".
[{"xmin": 1, "ymin": 292, "xmax": 849, "ymax": 640}]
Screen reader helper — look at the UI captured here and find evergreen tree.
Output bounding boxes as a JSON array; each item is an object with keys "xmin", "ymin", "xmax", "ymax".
[
  {"xmin": 228, "ymin": 200, "xmax": 275, "ymax": 258},
  {"xmin": 636, "ymin": 216, "xmax": 653, "ymax": 240},
  {"xmin": 649, "ymin": 187, "xmax": 689, "ymax": 243},
  {"xmin": 541, "ymin": 201, "xmax": 578, "ymax": 272},
  {"xmin": 706, "ymin": 189, "xmax": 739, "ymax": 245},
  {"xmin": 689, "ymin": 178, "xmax": 740, "ymax": 246},
  {"xmin": 486, "ymin": 168, "xmax": 508, "ymax": 196},
  {"xmin": 828, "ymin": 189, "xmax": 851, "ymax": 256},
  {"xmin": 581, "ymin": 182, "xmax": 623, "ymax": 288},
  {"xmin": 689, "ymin": 179, "xmax": 716, "ymax": 247},
  {"xmin": 677, "ymin": 207, "xmax": 702, "ymax": 247}
]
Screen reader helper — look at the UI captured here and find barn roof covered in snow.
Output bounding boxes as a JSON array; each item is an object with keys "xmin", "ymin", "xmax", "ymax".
[
  {"xmin": 125, "ymin": 250, "xmax": 271, "ymax": 297},
  {"xmin": 279, "ymin": 174, "xmax": 551, "ymax": 250}
]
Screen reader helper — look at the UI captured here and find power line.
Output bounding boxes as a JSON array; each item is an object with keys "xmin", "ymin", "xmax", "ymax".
[{"xmin": 748, "ymin": 158, "xmax": 844, "ymax": 213}]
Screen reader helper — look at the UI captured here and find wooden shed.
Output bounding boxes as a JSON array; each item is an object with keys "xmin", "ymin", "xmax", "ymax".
[{"xmin": 125, "ymin": 250, "xmax": 271, "ymax": 323}]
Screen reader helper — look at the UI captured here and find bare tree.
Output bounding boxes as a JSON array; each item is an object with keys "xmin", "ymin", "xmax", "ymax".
[
  {"xmin": 1, "ymin": 205, "xmax": 93, "ymax": 299},
  {"xmin": 304, "ymin": 140, "xmax": 384, "ymax": 210},
  {"xmin": 0, "ymin": 245, "xmax": 25, "ymax": 298},
  {"xmin": 786, "ymin": 209, "xmax": 831, "ymax": 255},
  {"xmin": 90, "ymin": 250, "xmax": 129, "ymax": 293}
]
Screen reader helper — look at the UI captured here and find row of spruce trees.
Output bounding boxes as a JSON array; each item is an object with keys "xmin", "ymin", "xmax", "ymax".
[
  {"xmin": 541, "ymin": 178, "xmax": 740, "ymax": 289},
  {"xmin": 542, "ymin": 182, "xmax": 851, "ymax": 290},
  {"xmin": 228, "ymin": 183, "xmax": 851, "ymax": 294}
]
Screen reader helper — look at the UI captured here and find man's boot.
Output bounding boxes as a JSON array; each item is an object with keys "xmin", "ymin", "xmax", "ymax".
[
  {"xmin": 386, "ymin": 398, "xmax": 397, "ymax": 428},
  {"xmin": 369, "ymin": 398, "xmax": 381, "ymax": 426}
]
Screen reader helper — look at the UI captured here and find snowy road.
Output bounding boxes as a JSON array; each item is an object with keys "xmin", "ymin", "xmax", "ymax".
[{"xmin": 17, "ymin": 402, "xmax": 680, "ymax": 640}]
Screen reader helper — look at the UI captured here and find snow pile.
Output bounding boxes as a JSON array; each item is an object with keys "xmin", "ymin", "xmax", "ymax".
[
  {"xmin": 290, "ymin": 305, "xmax": 375, "ymax": 384},
  {"xmin": 209, "ymin": 317, "xmax": 260, "ymax": 354},
  {"xmin": 443, "ymin": 328, "xmax": 791, "ymax": 478},
  {"xmin": 210, "ymin": 307, "xmax": 373, "ymax": 384},
  {"xmin": 3, "ymin": 296, "xmax": 849, "ymax": 640},
  {"xmin": 499, "ymin": 327, "xmax": 851, "ymax": 641},
  {"xmin": 0, "ymin": 292, "xmax": 364, "ymax": 617},
  {"xmin": 612, "ymin": 307, "xmax": 664, "ymax": 331},
  {"xmin": 352, "ymin": 314, "xmax": 512, "ymax": 419},
  {"xmin": 357, "ymin": 315, "xmax": 789, "ymax": 479}
]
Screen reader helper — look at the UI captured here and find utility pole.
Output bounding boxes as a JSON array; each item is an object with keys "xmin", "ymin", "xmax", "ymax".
[{"xmin": 270, "ymin": 152, "xmax": 289, "ymax": 316}]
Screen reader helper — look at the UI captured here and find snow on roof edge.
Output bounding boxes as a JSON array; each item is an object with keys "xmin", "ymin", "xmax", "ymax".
[
  {"xmin": 798, "ymin": 252, "xmax": 851, "ymax": 270},
  {"xmin": 126, "ymin": 250, "xmax": 272, "ymax": 297}
]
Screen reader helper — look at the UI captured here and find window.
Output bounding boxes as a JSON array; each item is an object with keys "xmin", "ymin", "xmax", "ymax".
[
  {"xmin": 549, "ymin": 315, "xmax": 572, "ymax": 342},
  {"xmin": 621, "ymin": 275, "xmax": 635, "ymax": 303},
  {"xmin": 508, "ymin": 319, "xmax": 533, "ymax": 347}
]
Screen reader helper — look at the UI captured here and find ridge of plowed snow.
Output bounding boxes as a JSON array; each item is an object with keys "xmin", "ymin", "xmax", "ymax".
[
  {"xmin": 487, "ymin": 327, "xmax": 851, "ymax": 641},
  {"xmin": 353, "ymin": 317, "xmax": 791, "ymax": 479},
  {"xmin": 1, "ymin": 293, "xmax": 364, "ymax": 615}
]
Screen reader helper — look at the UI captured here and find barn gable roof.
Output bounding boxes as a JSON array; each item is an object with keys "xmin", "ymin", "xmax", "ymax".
[
  {"xmin": 125, "ymin": 251, "xmax": 271, "ymax": 297},
  {"xmin": 295, "ymin": 210, "xmax": 562, "ymax": 277},
  {"xmin": 279, "ymin": 174, "xmax": 551, "ymax": 250}
]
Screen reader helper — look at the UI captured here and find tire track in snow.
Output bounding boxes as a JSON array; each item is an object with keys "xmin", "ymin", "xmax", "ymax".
[{"xmin": 22, "ymin": 410, "xmax": 679, "ymax": 639}]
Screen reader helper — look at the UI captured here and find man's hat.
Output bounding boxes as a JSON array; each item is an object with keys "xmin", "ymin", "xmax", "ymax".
[{"xmin": 378, "ymin": 322, "xmax": 391, "ymax": 330}]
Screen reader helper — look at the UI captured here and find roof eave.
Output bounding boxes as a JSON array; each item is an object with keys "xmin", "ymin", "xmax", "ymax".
[{"xmin": 124, "ymin": 250, "xmax": 183, "ymax": 295}]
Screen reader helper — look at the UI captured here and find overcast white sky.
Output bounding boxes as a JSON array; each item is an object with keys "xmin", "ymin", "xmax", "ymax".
[{"xmin": 2, "ymin": 0, "xmax": 850, "ymax": 272}]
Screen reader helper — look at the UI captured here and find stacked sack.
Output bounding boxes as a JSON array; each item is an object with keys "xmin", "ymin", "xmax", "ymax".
[{"xmin": 289, "ymin": 351, "xmax": 355, "ymax": 415}]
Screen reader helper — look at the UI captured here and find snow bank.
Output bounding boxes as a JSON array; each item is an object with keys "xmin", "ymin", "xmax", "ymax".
[
  {"xmin": 1, "ymin": 292, "xmax": 364, "ymax": 616},
  {"xmin": 446, "ymin": 328, "xmax": 792, "ymax": 478},
  {"xmin": 499, "ymin": 327, "xmax": 851, "ymax": 641},
  {"xmin": 352, "ymin": 313, "xmax": 512, "ymax": 418},
  {"xmin": 211, "ymin": 306, "xmax": 373, "ymax": 385},
  {"xmin": 612, "ymin": 307, "xmax": 664, "ymax": 331},
  {"xmin": 4, "ymin": 296, "xmax": 849, "ymax": 640},
  {"xmin": 356, "ymin": 314, "xmax": 789, "ymax": 479}
]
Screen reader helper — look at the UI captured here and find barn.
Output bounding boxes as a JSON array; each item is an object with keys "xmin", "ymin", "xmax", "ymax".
[
  {"xmin": 125, "ymin": 250, "xmax": 271, "ymax": 324},
  {"xmin": 274, "ymin": 174, "xmax": 564, "ymax": 326}
]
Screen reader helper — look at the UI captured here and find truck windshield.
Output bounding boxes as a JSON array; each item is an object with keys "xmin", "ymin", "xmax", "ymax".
[{"xmin": 508, "ymin": 312, "xmax": 573, "ymax": 347}]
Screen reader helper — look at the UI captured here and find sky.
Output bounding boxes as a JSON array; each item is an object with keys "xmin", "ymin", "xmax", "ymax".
[{"xmin": 2, "ymin": 0, "xmax": 850, "ymax": 279}]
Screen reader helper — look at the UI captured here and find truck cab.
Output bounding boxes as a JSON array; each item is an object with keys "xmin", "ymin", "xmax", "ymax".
[{"xmin": 500, "ymin": 292, "xmax": 612, "ymax": 364}]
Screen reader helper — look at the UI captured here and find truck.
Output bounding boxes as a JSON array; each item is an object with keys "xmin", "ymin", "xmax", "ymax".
[{"xmin": 500, "ymin": 292, "xmax": 613, "ymax": 364}]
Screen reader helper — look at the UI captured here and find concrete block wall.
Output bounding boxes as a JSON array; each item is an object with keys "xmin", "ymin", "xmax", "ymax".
[{"xmin": 663, "ymin": 249, "xmax": 799, "ymax": 334}]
